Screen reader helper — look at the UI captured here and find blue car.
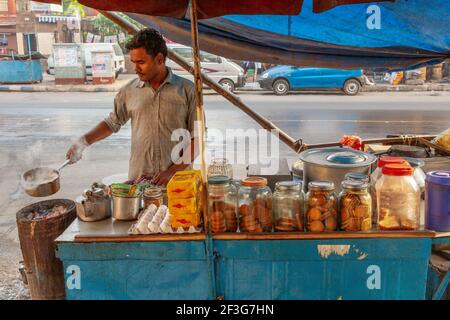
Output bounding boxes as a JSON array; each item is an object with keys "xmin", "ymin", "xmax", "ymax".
[{"xmin": 258, "ymin": 66, "xmax": 372, "ymax": 95}]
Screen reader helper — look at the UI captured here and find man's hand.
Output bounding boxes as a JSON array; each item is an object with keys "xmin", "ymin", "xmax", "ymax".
[
  {"xmin": 66, "ymin": 136, "xmax": 89, "ymax": 164},
  {"xmin": 152, "ymin": 164, "xmax": 186, "ymax": 186}
]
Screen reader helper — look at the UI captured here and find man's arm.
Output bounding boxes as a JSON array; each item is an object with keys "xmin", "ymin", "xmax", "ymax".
[
  {"xmin": 152, "ymin": 136, "xmax": 199, "ymax": 186},
  {"xmin": 66, "ymin": 120, "xmax": 113, "ymax": 163}
]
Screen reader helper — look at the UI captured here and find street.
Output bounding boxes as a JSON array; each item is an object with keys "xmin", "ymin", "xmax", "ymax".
[{"xmin": 0, "ymin": 90, "xmax": 449, "ymax": 299}]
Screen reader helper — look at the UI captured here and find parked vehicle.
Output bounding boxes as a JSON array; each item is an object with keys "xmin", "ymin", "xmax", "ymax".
[
  {"xmin": 258, "ymin": 66, "xmax": 373, "ymax": 95},
  {"xmin": 166, "ymin": 44, "xmax": 245, "ymax": 92},
  {"xmin": 47, "ymin": 43, "xmax": 126, "ymax": 79}
]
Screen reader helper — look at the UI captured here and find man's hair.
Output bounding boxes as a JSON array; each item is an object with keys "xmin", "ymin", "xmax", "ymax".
[{"xmin": 126, "ymin": 28, "xmax": 167, "ymax": 60}]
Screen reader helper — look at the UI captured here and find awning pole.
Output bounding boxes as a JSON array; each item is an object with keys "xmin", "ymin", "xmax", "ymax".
[{"xmin": 189, "ymin": 0, "xmax": 210, "ymax": 233}]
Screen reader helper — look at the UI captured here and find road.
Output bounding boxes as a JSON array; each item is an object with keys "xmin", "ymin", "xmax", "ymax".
[{"xmin": 0, "ymin": 90, "xmax": 449, "ymax": 299}]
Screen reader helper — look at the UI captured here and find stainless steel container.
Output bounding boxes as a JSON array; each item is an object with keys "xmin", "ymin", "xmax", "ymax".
[
  {"xmin": 76, "ymin": 183, "xmax": 111, "ymax": 222},
  {"xmin": 298, "ymin": 147, "xmax": 377, "ymax": 193},
  {"xmin": 112, "ymin": 194, "xmax": 141, "ymax": 220}
]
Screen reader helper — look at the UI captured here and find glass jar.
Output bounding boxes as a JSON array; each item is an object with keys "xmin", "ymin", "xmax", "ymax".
[
  {"xmin": 207, "ymin": 158, "xmax": 233, "ymax": 179},
  {"xmin": 273, "ymin": 181, "xmax": 305, "ymax": 232},
  {"xmin": 143, "ymin": 186, "xmax": 163, "ymax": 209},
  {"xmin": 208, "ymin": 175, "xmax": 238, "ymax": 233},
  {"xmin": 376, "ymin": 163, "xmax": 420, "ymax": 230},
  {"xmin": 339, "ymin": 180, "xmax": 372, "ymax": 231},
  {"xmin": 306, "ymin": 181, "xmax": 337, "ymax": 232},
  {"xmin": 344, "ymin": 172, "xmax": 370, "ymax": 184},
  {"xmin": 238, "ymin": 177, "xmax": 273, "ymax": 232}
]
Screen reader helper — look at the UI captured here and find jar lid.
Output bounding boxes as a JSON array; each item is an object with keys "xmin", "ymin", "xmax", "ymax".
[
  {"xmin": 382, "ymin": 163, "xmax": 414, "ymax": 176},
  {"xmin": 341, "ymin": 180, "xmax": 369, "ymax": 190},
  {"xmin": 144, "ymin": 186, "xmax": 162, "ymax": 197},
  {"xmin": 308, "ymin": 181, "xmax": 335, "ymax": 191},
  {"xmin": 344, "ymin": 172, "xmax": 370, "ymax": 183},
  {"xmin": 208, "ymin": 175, "xmax": 231, "ymax": 185},
  {"xmin": 241, "ymin": 177, "xmax": 268, "ymax": 187},
  {"xmin": 326, "ymin": 152, "xmax": 366, "ymax": 164},
  {"xmin": 377, "ymin": 156, "xmax": 405, "ymax": 168},
  {"xmin": 426, "ymin": 171, "xmax": 450, "ymax": 186},
  {"xmin": 403, "ymin": 157, "xmax": 425, "ymax": 169},
  {"xmin": 275, "ymin": 181, "xmax": 302, "ymax": 191}
]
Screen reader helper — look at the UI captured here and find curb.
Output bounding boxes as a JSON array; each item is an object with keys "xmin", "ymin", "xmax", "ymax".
[{"xmin": 0, "ymin": 84, "xmax": 449, "ymax": 93}]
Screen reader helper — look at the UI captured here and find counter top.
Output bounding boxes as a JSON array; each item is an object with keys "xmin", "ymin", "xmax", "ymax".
[{"xmin": 56, "ymin": 218, "xmax": 444, "ymax": 243}]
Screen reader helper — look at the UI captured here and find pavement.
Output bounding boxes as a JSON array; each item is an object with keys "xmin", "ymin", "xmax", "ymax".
[{"xmin": 1, "ymin": 73, "xmax": 450, "ymax": 93}]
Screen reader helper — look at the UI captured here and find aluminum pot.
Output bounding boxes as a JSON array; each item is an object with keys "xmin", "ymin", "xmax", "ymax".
[
  {"xmin": 76, "ymin": 183, "xmax": 112, "ymax": 222},
  {"xmin": 21, "ymin": 160, "xmax": 70, "ymax": 197},
  {"xmin": 298, "ymin": 147, "xmax": 377, "ymax": 193},
  {"xmin": 112, "ymin": 194, "xmax": 141, "ymax": 220}
]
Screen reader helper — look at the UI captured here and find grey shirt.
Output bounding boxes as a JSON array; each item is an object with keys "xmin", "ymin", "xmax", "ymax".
[{"xmin": 104, "ymin": 68, "xmax": 198, "ymax": 181}]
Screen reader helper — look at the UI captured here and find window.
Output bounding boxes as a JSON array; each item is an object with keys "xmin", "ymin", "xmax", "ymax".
[
  {"xmin": 172, "ymin": 47, "xmax": 193, "ymax": 62},
  {"xmin": 200, "ymin": 52, "xmax": 221, "ymax": 63},
  {"xmin": 0, "ymin": 33, "xmax": 8, "ymax": 46},
  {"xmin": 0, "ymin": 0, "xmax": 8, "ymax": 12}
]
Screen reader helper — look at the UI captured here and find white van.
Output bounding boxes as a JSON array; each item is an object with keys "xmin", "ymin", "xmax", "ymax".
[
  {"xmin": 166, "ymin": 44, "xmax": 245, "ymax": 92},
  {"xmin": 47, "ymin": 43, "xmax": 126, "ymax": 79}
]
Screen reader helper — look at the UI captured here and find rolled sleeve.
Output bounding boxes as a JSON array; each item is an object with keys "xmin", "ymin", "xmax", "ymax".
[
  {"xmin": 187, "ymin": 85, "xmax": 205, "ymax": 138},
  {"xmin": 104, "ymin": 90, "xmax": 130, "ymax": 133}
]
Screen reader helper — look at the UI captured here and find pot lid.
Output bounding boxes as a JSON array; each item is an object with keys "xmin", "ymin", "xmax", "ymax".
[
  {"xmin": 208, "ymin": 175, "xmax": 231, "ymax": 185},
  {"xmin": 299, "ymin": 147, "xmax": 376, "ymax": 168},
  {"xmin": 426, "ymin": 171, "xmax": 450, "ymax": 186},
  {"xmin": 344, "ymin": 172, "xmax": 370, "ymax": 183},
  {"xmin": 275, "ymin": 181, "xmax": 302, "ymax": 191},
  {"xmin": 308, "ymin": 181, "xmax": 335, "ymax": 191}
]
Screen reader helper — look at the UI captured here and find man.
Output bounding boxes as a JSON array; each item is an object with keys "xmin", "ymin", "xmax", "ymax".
[{"xmin": 66, "ymin": 28, "xmax": 200, "ymax": 186}]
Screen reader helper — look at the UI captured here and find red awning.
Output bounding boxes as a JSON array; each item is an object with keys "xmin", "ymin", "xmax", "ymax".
[{"xmin": 36, "ymin": 0, "xmax": 393, "ymax": 19}]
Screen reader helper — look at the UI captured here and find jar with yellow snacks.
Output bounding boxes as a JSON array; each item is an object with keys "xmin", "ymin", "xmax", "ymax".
[
  {"xmin": 339, "ymin": 180, "xmax": 372, "ymax": 231},
  {"xmin": 273, "ymin": 181, "xmax": 304, "ymax": 232},
  {"xmin": 238, "ymin": 177, "xmax": 273, "ymax": 232},
  {"xmin": 306, "ymin": 181, "xmax": 337, "ymax": 232}
]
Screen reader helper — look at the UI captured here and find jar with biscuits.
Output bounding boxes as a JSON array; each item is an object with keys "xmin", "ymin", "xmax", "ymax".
[
  {"xmin": 339, "ymin": 180, "xmax": 372, "ymax": 231},
  {"xmin": 273, "ymin": 181, "xmax": 305, "ymax": 232},
  {"xmin": 306, "ymin": 181, "xmax": 338, "ymax": 232},
  {"xmin": 207, "ymin": 175, "xmax": 238, "ymax": 233},
  {"xmin": 238, "ymin": 177, "xmax": 273, "ymax": 232}
]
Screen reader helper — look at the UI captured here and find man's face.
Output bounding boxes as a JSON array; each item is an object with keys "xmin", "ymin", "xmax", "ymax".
[{"xmin": 130, "ymin": 47, "xmax": 165, "ymax": 82}]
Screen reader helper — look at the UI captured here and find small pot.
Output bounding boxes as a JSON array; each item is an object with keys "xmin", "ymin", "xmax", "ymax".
[
  {"xmin": 112, "ymin": 194, "xmax": 141, "ymax": 221},
  {"xmin": 298, "ymin": 147, "xmax": 377, "ymax": 193},
  {"xmin": 21, "ymin": 167, "xmax": 60, "ymax": 197}
]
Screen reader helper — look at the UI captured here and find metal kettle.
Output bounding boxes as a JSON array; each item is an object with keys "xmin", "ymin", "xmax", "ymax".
[{"xmin": 76, "ymin": 182, "xmax": 112, "ymax": 222}]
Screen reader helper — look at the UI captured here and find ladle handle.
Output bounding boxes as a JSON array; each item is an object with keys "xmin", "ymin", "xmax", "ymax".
[{"xmin": 58, "ymin": 159, "xmax": 71, "ymax": 172}]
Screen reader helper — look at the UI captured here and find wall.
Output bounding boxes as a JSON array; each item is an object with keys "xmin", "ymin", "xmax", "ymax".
[{"xmin": 37, "ymin": 32, "xmax": 54, "ymax": 55}]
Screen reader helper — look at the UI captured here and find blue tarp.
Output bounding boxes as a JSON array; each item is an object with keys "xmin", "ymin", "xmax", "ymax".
[{"xmin": 129, "ymin": 0, "xmax": 450, "ymax": 70}]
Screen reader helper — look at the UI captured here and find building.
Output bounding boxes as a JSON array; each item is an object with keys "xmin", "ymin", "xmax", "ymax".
[{"xmin": 0, "ymin": 0, "xmax": 17, "ymax": 54}]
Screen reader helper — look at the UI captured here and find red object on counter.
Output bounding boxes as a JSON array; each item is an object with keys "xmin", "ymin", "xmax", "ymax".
[{"xmin": 339, "ymin": 135, "xmax": 363, "ymax": 150}]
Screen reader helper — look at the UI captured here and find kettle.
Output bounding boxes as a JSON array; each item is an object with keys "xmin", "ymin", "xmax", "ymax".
[{"xmin": 76, "ymin": 182, "xmax": 112, "ymax": 222}]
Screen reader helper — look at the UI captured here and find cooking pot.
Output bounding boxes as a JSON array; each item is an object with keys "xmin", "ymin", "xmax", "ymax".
[
  {"xmin": 112, "ymin": 194, "xmax": 141, "ymax": 220},
  {"xmin": 298, "ymin": 147, "xmax": 377, "ymax": 193},
  {"xmin": 21, "ymin": 160, "xmax": 70, "ymax": 197},
  {"xmin": 76, "ymin": 182, "xmax": 111, "ymax": 222}
]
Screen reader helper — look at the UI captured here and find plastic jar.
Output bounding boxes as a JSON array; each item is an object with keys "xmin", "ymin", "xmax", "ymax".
[
  {"xmin": 339, "ymin": 180, "xmax": 372, "ymax": 231},
  {"xmin": 143, "ymin": 186, "xmax": 163, "ymax": 209},
  {"xmin": 273, "ymin": 181, "xmax": 305, "ymax": 232},
  {"xmin": 376, "ymin": 163, "xmax": 420, "ymax": 230},
  {"xmin": 306, "ymin": 181, "xmax": 338, "ymax": 232},
  {"xmin": 208, "ymin": 175, "xmax": 238, "ymax": 233},
  {"xmin": 370, "ymin": 156, "xmax": 407, "ymax": 224},
  {"xmin": 238, "ymin": 177, "xmax": 273, "ymax": 232},
  {"xmin": 425, "ymin": 171, "xmax": 450, "ymax": 232}
]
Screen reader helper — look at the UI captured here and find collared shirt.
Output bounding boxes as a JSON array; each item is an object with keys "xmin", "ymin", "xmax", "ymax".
[{"xmin": 104, "ymin": 68, "xmax": 198, "ymax": 181}]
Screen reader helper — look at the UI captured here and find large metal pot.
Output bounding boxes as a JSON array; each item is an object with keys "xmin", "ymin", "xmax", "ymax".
[
  {"xmin": 112, "ymin": 194, "xmax": 141, "ymax": 221},
  {"xmin": 298, "ymin": 147, "xmax": 377, "ymax": 193}
]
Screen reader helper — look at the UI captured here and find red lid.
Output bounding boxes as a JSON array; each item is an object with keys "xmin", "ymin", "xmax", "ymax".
[
  {"xmin": 377, "ymin": 156, "xmax": 406, "ymax": 168},
  {"xmin": 382, "ymin": 163, "xmax": 414, "ymax": 176}
]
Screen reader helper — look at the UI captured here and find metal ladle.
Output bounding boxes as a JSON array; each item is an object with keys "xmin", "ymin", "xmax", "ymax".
[{"xmin": 21, "ymin": 160, "xmax": 71, "ymax": 197}]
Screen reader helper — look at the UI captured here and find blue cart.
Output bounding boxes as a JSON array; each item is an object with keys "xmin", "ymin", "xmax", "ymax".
[{"xmin": 56, "ymin": 219, "xmax": 449, "ymax": 300}]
